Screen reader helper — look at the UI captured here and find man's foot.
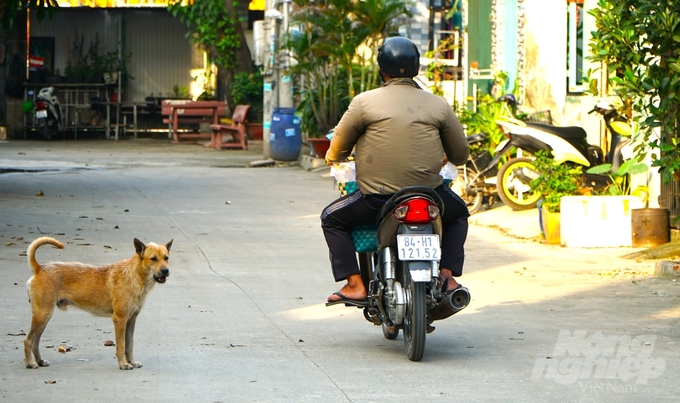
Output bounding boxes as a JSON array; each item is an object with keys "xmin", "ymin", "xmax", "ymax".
[
  {"xmin": 327, "ymin": 287, "xmax": 367, "ymax": 302},
  {"xmin": 325, "ymin": 291, "xmax": 369, "ymax": 307},
  {"xmin": 440, "ymin": 269, "xmax": 460, "ymax": 293},
  {"xmin": 327, "ymin": 274, "xmax": 366, "ymax": 302}
]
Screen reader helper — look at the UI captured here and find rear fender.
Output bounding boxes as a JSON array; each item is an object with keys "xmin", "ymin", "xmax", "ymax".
[{"xmin": 407, "ymin": 261, "xmax": 433, "ymax": 282}]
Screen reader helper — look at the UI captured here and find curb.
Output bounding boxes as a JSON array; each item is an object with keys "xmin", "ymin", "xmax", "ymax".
[
  {"xmin": 299, "ymin": 154, "xmax": 327, "ymax": 171},
  {"xmin": 655, "ymin": 260, "xmax": 680, "ymax": 277}
]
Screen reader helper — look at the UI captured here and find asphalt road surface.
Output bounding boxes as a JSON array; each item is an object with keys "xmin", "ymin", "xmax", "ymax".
[{"xmin": 0, "ymin": 140, "xmax": 678, "ymax": 402}]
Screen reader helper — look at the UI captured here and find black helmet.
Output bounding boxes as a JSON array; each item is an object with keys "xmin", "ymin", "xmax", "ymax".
[{"xmin": 377, "ymin": 37, "xmax": 420, "ymax": 78}]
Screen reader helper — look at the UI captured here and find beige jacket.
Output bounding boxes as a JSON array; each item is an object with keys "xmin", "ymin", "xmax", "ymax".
[{"xmin": 326, "ymin": 78, "xmax": 469, "ymax": 195}]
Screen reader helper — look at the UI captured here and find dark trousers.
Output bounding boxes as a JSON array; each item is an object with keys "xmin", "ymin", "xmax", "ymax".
[{"xmin": 320, "ymin": 184, "xmax": 470, "ymax": 282}]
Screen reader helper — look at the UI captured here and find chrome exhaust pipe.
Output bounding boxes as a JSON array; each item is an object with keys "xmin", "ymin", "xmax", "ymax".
[{"xmin": 430, "ymin": 287, "xmax": 471, "ymax": 321}]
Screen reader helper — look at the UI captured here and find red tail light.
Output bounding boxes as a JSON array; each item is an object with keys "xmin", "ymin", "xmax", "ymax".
[
  {"xmin": 393, "ymin": 198, "xmax": 439, "ymax": 224},
  {"xmin": 35, "ymin": 101, "xmax": 46, "ymax": 110}
]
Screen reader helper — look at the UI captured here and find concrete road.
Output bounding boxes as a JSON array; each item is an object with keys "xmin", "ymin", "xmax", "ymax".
[{"xmin": 0, "ymin": 139, "xmax": 678, "ymax": 402}]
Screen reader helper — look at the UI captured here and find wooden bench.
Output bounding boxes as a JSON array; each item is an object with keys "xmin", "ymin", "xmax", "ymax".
[
  {"xmin": 209, "ymin": 105, "xmax": 250, "ymax": 150},
  {"xmin": 161, "ymin": 100, "xmax": 227, "ymax": 143}
]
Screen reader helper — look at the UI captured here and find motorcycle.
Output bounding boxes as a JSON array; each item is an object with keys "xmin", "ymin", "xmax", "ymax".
[
  {"xmin": 449, "ymin": 95, "xmax": 551, "ymax": 214},
  {"xmin": 326, "ymin": 181, "xmax": 471, "ymax": 361},
  {"xmin": 448, "ymin": 131, "xmax": 499, "ymax": 214},
  {"xmin": 34, "ymin": 86, "xmax": 63, "ymax": 140},
  {"xmin": 491, "ymin": 98, "xmax": 632, "ymax": 210}
]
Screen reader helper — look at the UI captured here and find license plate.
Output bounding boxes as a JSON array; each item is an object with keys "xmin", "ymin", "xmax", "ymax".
[
  {"xmin": 36, "ymin": 110, "xmax": 47, "ymax": 118},
  {"xmin": 396, "ymin": 235, "xmax": 441, "ymax": 261}
]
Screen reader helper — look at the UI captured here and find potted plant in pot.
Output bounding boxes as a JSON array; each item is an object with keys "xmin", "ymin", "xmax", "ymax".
[
  {"xmin": 556, "ymin": 158, "xmax": 647, "ymax": 248},
  {"xmin": 529, "ymin": 151, "xmax": 583, "ymax": 245},
  {"xmin": 585, "ymin": 159, "xmax": 669, "ymax": 247},
  {"xmin": 231, "ymin": 68, "xmax": 264, "ymax": 140},
  {"xmin": 92, "ymin": 51, "xmax": 133, "ymax": 86}
]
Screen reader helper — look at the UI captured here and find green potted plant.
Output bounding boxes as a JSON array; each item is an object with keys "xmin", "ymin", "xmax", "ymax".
[
  {"xmin": 587, "ymin": 159, "xmax": 669, "ymax": 247},
  {"xmin": 171, "ymin": 85, "xmax": 190, "ymax": 99},
  {"xmin": 585, "ymin": 159, "xmax": 649, "ymax": 196},
  {"xmin": 556, "ymin": 158, "xmax": 647, "ymax": 248},
  {"xmin": 529, "ymin": 150, "xmax": 583, "ymax": 244},
  {"xmin": 92, "ymin": 51, "xmax": 132, "ymax": 86},
  {"xmin": 231, "ymin": 68, "xmax": 264, "ymax": 140}
]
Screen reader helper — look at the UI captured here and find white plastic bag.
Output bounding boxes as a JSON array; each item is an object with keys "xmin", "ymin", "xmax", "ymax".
[
  {"xmin": 439, "ymin": 162, "xmax": 458, "ymax": 180},
  {"xmin": 330, "ymin": 161, "xmax": 356, "ymax": 182}
]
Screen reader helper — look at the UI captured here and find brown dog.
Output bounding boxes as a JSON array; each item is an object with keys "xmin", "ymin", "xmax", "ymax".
[{"xmin": 24, "ymin": 236, "xmax": 173, "ymax": 370}]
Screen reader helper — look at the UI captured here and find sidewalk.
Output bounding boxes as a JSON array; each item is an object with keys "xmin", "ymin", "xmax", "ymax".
[{"xmin": 0, "ymin": 138, "xmax": 268, "ymax": 170}]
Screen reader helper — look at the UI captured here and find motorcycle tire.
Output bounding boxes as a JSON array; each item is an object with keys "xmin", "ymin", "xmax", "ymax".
[
  {"xmin": 38, "ymin": 119, "xmax": 59, "ymax": 140},
  {"xmin": 38, "ymin": 125, "xmax": 53, "ymax": 141},
  {"xmin": 496, "ymin": 157, "xmax": 542, "ymax": 210},
  {"xmin": 448, "ymin": 167, "xmax": 484, "ymax": 215},
  {"xmin": 402, "ymin": 265, "xmax": 426, "ymax": 361}
]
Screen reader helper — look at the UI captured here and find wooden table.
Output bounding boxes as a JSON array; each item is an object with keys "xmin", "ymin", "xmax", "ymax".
[{"xmin": 161, "ymin": 100, "xmax": 226, "ymax": 144}]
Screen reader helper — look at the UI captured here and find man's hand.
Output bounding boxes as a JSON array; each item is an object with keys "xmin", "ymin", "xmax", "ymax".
[{"xmin": 326, "ymin": 156, "xmax": 354, "ymax": 166}]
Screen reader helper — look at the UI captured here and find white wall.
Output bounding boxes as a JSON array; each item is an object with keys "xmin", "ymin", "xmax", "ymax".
[{"xmin": 523, "ymin": 0, "xmax": 600, "ymax": 144}]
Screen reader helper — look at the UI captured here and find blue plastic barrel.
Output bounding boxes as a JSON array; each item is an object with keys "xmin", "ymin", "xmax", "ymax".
[{"xmin": 269, "ymin": 107, "xmax": 302, "ymax": 161}]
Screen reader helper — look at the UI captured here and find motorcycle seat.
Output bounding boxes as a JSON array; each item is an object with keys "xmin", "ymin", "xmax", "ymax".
[
  {"xmin": 528, "ymin": 123, "xmax": 587, "ymax": 140},
  {"xmin": 466, "ymin": 132, "xmax": 488, "ymax": 144}
]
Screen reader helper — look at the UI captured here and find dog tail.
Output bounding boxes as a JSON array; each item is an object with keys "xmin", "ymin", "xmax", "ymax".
[{"xmin": 28, "ymin": 237, "xmax": 64, "ymax": 274}]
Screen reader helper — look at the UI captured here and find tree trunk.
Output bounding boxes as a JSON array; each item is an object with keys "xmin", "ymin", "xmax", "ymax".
[{"xmin": 219, "ymin": 0, "xmax": 254, "ymax": 112}]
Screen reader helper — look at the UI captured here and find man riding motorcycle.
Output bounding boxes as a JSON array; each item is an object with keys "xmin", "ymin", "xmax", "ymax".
[{"xmin": 321, "ymin": 36, "xmax": 471, "ymax": 304}]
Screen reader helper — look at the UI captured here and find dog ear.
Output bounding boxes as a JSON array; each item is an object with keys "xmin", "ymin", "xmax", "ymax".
[
  {"xmin": 134, "ymin": 238, "xmax": 146, "ymax": 256},
  {"xmin": 165, "ymin": 239, "xmax": 173, "ymax": 252}
]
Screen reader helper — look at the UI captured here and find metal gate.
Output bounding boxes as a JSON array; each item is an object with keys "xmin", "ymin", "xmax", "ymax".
[
  {"xmin": 659, "ymin": 181, "xmax": 679, "ymax": 228},
  {"xmin": 659, "ymin": 101, "xmax": 680, "ymax": 228}
]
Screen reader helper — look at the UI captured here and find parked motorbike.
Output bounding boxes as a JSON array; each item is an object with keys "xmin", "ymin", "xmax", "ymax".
[
  {"xmin": 449, "ymin": 95, "xmax": 551, "ymax": 214},
  {"xmin": 326, "ymin": 184, "xmax": 471, "ymax": 361},
  {"xmin": 448, "ymin": 131, "xmax": 499, "ymax": 214},
  {"xmin": 492, "ymin": 98, "xmax": 632, "ymax": 210},
  {"xmin": 34, "ymin": 86, "xmax": 63, "ymax": 140}
]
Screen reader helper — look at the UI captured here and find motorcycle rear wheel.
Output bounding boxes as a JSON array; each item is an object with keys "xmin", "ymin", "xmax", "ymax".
[
  {"xmin": 38, "ymin": 120, "xmax": 59, "ymax": 141},
  {"xmin": 448, "ymin": 167, "xmax": 484, "ymax": 215},
  {"xmin": 497, "ymin": 157, "xmax": 541, "ymax": 210},
  {"xmin": 402, "ymin": 266, "xmax": 426, "ymax": 361}
]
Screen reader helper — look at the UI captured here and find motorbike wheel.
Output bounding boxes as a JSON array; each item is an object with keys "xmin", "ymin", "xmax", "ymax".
[
  {"xmin": 382, "ymin": 322, "xmax": 399, "ymax": 340},
  {"xmin": 38, "ymin": 125, "xmax": 52, "ymax": 140},
  {"xmin": 448, "ymin": 167, "xmax": 484, "ymax": 215},
  {"xmin": 402, "ymin": 265, "xmax": 426, "ymax": 361},
  {"xmin": 38, "ymin": 119, "xmax": 58, "ymax": 140},
  {"xmin": 496, "ymin": 157, "xmax": 542, "ymax": 210}
]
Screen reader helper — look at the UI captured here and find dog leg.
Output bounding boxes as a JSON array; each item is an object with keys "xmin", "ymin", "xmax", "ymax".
[
  {"xmin": 125, "ymin": 312, "xmax": 142, "ymax": 368},
  {"xmin": 24, "ymin": 309, "xmax": 53, "ymax": 369},
  {"xmin": 113, "ymin": 314, "xmax": 133, "ymax": 370}
]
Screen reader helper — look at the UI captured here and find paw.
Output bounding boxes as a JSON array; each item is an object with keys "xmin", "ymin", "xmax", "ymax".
[
  {"xmin": 131, "ymin": 361, "xmax": 143, "ymax": 369},
  {"xmin": 38, "ymin": 359, "xmax": 50, "ymax": 367},
  {"xmin": 119, "ymin": 362, "xmax": 134, "ymax": 370},
  {"xmin": 26, "ymin": 362, "xmax": 39, "ymax": 369}
]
